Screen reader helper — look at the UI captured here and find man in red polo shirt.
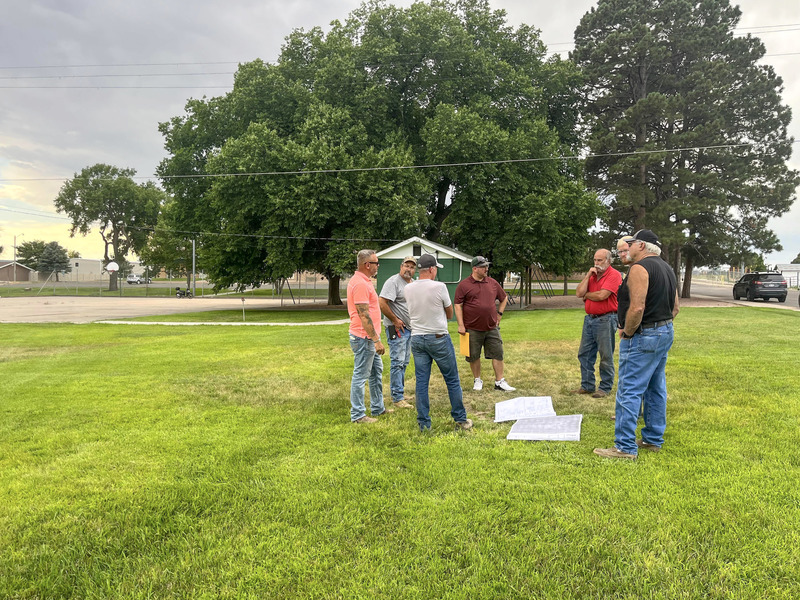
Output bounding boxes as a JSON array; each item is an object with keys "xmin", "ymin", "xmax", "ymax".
[
  {"xmin": 454, "ymin": 256, "xmax": 515, "ymax": 392},
  {"xmin": 573, "ymin": 248, "xmax": 622, "ymax": 398}
]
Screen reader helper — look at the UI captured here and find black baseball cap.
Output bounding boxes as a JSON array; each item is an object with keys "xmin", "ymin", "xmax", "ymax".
[{"xmin": 623, "ymin": 229, "xmax": 660, "ymax": 246}]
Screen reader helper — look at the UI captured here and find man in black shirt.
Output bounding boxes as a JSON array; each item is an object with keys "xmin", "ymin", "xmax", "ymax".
[{"xmin": 594, "ymin": 229, "xmax": 680, "ymax": 460}]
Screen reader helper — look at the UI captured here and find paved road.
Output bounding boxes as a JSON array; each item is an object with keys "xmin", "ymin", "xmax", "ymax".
[
  {"xmin": 0, "ymin": 296, "xmax": 329, "ymax": 324},
  {"xmin": 689, "ymin": 280, "xmax": 799, "ymax": 311}
]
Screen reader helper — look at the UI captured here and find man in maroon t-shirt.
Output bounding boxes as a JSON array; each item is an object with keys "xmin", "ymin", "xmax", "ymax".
[
  {"xmin": 454, "ymin": 256, "xmax": 516, "ymax": 392},
  {"xmin": 573, "ymin": 249, "xmax": 622, "ymax": 398}
]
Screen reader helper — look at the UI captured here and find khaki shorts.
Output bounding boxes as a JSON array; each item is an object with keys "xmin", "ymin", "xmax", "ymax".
[{"xmin": 466, "ymin": 327, "xmax": 504, "ymax": 362}]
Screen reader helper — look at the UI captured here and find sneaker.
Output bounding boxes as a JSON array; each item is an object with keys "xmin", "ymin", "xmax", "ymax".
[
  {"xmin": 571, "ymin": 388, "xmax": 593, "ymax": 395},
  {"xmin": 473, "ymin": 378, "xmax": 483, "ymax": 391},
  {"xmin": 455, "ymin": 418, "xmax": 473, "ymax": 430},
  {"xmin": 591, "ymin": 390, "xmax": 608, "ymax": 398},
  {"xmin": 494, "ymin": 378, "xmax": 516, "ymax": 392},
  {"xmin": 373, "ymin": 407, "xmax": 395, "ymax": 417},
  {"xmin": 393, "ymin": 399, "xmax": 414, "ymax": 409},
  {"xmin": 353, "ymin": 416, "xmax": 377, "ymax": 424},
  {"xmin": 636, "ymin": 440, "xmax": 661, "ymax": 452},
  {"xmin": 593, "ymin": 447, "xmax": 636, "ymax": 460}
]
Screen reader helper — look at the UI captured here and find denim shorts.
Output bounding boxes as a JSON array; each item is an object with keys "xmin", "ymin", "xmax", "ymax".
[{"xmin": 466, "ymin": 327, "xmax": 503, "ymax": 362}]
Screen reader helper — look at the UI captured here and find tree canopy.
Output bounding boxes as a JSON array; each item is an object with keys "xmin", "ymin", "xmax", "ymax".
[
  {"xmin": 572, "ymin": 0, "xmax": 798, "ymax": 296},
  {"xmin": 16, "ymin": 240, "xmax": 48, "ymax": 272},
  {"xmin": 38, "ymin": 242, "xmax": 72, "ymax": 281},
  {"xmin": 158, "ymin": 0, "xmax": 600, "ymax": 302},
  {"xmin": 54, "ymin": 164, "xmax": 163, "ymax": 290}
]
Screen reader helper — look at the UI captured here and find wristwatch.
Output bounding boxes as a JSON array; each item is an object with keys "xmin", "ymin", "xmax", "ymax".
[{"xmin": 497, "ymin": 311, "xmax": 503, "ymax": 316}]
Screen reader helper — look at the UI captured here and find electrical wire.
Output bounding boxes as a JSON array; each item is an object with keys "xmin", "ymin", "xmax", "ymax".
[{"xmin": 0, "ymin": 142, "xmax": 782, "ymax": 183}]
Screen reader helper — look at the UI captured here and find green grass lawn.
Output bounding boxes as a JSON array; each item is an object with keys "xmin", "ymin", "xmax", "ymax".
[{"xmin": 1, "ymin": 308, "xmax": 799, "ymax": 598}]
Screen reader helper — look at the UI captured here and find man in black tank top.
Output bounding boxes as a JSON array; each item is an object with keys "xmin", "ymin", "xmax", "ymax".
[{"xmin": 594, "ymin": 229, "xmax": 680, "ymax": 460}]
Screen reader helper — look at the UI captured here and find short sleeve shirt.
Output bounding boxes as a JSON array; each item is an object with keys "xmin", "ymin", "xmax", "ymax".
[
  {"xmin": 454, "ymin": 275, "xmax": 506, "ymax": 331},
  {"xmin": 347, "ymin": 271, "xmax": 381, "ymax": 338},
  {"xmin": 405, "ymin": 279, "xmax": 452, "ymax": 336},
  {"xmin": 585, "ymin": 267, "xmax": 622, "ymax": 315},
  {"xmin": 379, "ymin": 273, "xmax": 411, "ymax": 328}
]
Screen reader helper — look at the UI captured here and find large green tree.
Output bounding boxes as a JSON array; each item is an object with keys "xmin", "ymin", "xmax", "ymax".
[
  {"xmin": 54, "ymin": 164, "xmax": 164, "ymax": 290},
  {"xmin": 159, "ymin": 0, "xmax": 599, "ymax": 303},
  {"xmin": 573, "ymin": 0, "xmax": 798, "ymax": 297}
]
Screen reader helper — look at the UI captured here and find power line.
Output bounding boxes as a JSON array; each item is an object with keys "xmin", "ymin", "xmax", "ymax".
[
  {"xmin": 0, "ymin": 143, "xmax": 775, "ymax": 183},
  {"xmin": 0, "ymin": 72, "xmax": 236, "ymax": 80},
  {"xmin": 0, "ymin": 206, "xmax": 71, "ymax": 220}
]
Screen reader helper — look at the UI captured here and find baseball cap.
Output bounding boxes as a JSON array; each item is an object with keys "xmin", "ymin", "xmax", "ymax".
[
  {"xmin": 417, "ymin": 254, "xmax": 443, "ymax": 269},
  {"xmin": 402, "ymin": 256, "xmax": 417, "ymax": 265},
  {"xmin": 623, "ymin": 229, "xmax": 660, "ymax": 246},
  {"xmin": 471, "ymin": 256, "xmax": 490, "ymax": 268}
]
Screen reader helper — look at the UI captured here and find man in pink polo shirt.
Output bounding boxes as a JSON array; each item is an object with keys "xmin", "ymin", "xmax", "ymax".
[
  {"xmin": 573, "ymin": 248, "xmax": 623, "ymax": 398},
  {"xmin": 347, "ymin": 249, "xmax": 392, "ymax": 423}
]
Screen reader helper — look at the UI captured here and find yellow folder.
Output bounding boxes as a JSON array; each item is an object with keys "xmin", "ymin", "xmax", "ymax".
[{"xmin": 459, "ymin": 332, "xmax": 470, "ymax": 356}]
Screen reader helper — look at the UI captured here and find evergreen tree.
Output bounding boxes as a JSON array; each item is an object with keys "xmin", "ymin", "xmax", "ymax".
[
  {"xmin": 38, "ymin": 242, "xmax": 71, "ymax": 281},
  {"xmin": 573, "ymin": 0, "xmax": 798, "ymax": 296}
]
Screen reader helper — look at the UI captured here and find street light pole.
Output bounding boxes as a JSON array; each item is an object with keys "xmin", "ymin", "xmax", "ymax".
[{"xmin": 13, "ymin": 233, "xmax": 24, "ymax": 283}]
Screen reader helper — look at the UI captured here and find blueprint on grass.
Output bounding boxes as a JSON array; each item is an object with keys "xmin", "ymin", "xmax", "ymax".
[
  {"xmin": 494, "ymin": 396, "xmax": 556, "ymax": 422},
  {"xmin": 506, "ymin": 415, "xmax": 583, "ymax": 441}
]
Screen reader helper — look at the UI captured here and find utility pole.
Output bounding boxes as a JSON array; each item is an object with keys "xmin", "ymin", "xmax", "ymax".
[{"xmin": 192, "ymin": 239, "xmax": 196, "ymax": 297}]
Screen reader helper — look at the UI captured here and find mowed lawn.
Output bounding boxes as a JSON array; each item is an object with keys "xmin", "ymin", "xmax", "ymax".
[{"xmin": 1, "ymin": 307, "xmax": 799, "ymax": 599}]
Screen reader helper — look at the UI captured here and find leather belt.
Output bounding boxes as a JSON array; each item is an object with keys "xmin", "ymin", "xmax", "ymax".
[
  {"xmin": 640, "ymin": 319, "xmax": 672, "ymax": 330},
  {"xmin": 589, "ymin": 312, "xmax": 615, "ymax": 319}
]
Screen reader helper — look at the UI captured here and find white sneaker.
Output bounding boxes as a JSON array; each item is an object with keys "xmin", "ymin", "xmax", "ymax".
[
  {"xmin": 494, "ymin": 378, "xmax": 516, "ymax": 392},
  {"xmin": 473, "ymin": 378, "xmax": 483, "ymax": 391}
]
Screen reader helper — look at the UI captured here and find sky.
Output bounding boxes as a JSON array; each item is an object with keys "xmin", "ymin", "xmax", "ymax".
[{"xmin": 2, "ymin": 0, "xmax": 799, "ymax": 266}]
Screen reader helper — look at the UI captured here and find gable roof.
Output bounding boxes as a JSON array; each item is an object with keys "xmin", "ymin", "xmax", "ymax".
[
  {"xmin": 0, "ymin": 260, "xmax": 34, "ymax": 271},
  {"xmin": 376, "ymin": 236, "xmax": 473, "ymax": 262}
]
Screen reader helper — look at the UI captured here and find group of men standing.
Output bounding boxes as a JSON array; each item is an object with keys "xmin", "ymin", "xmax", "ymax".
[
  {"xmin": 574, "ymin": 230, "xmax": 680, "ymax": 460},
  {"xmin": 346, "ymin": 229, "xmax": 679, "ymax": 456},
  {"xmin": 347, "ymin": 250, "xmax": 515, "ymax": 431}
]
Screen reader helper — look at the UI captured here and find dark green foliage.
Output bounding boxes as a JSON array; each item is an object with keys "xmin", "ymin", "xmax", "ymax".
[
  {"xmin": 573, "ymin": 0, "xmax": 798, "ymax": 293},
  {"xmin": 37, "ymin": 242, "xmax": 72, "ymax": 280},
  {"xmin": 54, "ymin": 164, "xmax": 164, "ymax": 290},
  {"xmin": 158, "ymin": 0, "xmax": 601, "ymax": 299},
  {"xmin": 16, "ymin": 239, "xmax": 48, "ymax": 271}
]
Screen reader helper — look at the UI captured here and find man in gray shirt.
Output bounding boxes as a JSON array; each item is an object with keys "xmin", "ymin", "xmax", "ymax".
[
  {"xmin": 379, "ymin": 256, "xmax": 417, "ymax": 409},
  {"xmin": 405, "ymin": 254, "xmax": 471, "ymax": 432}
]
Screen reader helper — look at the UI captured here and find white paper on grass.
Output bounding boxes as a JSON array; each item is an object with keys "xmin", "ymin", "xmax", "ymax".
[
  {"xmin": 494, "ymin": 396, "xmax": 556, "ymax": 422},
  {"xmin": 506, "ymin": 415, "xmax": 583, "ymax": 442}
]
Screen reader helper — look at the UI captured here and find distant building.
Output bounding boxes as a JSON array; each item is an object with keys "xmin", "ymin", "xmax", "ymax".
[{"xmin": 0, "ymin": 260, "xmax": 35, "ymax": 282}]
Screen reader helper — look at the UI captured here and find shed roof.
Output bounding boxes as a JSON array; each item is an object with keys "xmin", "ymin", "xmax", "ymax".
[
  {"xmin": 376, "ymin": 236, "xmax": 472, "ymax": 262},
  {"xmin": 0, "ymin": 261, "xmax": 34, "ymax": 271}
]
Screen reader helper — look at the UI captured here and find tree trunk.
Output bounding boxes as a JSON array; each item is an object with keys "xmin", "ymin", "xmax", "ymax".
[
  {"xmin": 328, "ymin": 275, "xmax": 342, "ymax": 306},
  {"xmin": 109, "ymin": 271, "xmax": 118, "ymax": 292},
  {"xmin": 681, "ymin": 254, "xmax": 693, "ymax": 299},
  {"xmin": 563, "ymin": 275, "xmax": 569, "ymax": 296}
]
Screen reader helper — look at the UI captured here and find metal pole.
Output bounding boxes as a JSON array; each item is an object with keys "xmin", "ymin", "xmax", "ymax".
[{"xmin": 192, "ymin": 239, "xmax": 196, "ymax": 297}]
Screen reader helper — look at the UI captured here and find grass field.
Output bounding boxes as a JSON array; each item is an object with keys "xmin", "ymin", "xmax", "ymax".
[{"xmin": 1, "ymin": 307, "xmax": 799, "ymax": 598}]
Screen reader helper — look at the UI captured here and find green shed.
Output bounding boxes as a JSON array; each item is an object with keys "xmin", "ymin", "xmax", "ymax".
[{"xmin": 375, "ymin": 236, "xmax": 473, "ymax": 304}]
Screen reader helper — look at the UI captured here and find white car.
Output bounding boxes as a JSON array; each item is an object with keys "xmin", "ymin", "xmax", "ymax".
[{"xmin": 126, "ymin": 274, "xmax": 151, "ymax": 284}]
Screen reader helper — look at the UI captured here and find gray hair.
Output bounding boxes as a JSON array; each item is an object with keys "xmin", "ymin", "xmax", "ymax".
[
  {"xmin": 357, "ymin": 249, "xmax": 376, "ymax": 266},
  {"xmin": 643, "ymin": 241, "xmax": 661, "ymax": 256}
]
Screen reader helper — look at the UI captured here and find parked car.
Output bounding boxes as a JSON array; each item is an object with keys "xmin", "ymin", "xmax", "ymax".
[
  {"xmin": 732, "ymin": 272, "xmax": 787, "ymax": 302},
  {"xmin": 126, "ymin": 274, "xmax": 152, "ymax": 285}
]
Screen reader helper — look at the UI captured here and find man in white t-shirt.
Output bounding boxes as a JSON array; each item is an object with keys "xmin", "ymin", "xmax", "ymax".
[{"xmin": 404, "ymin": 254, "xmax": 472, "ymax": 432}]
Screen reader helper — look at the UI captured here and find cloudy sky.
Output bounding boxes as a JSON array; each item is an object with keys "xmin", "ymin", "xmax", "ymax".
[{"xmin": 2, "ymin": 0, "xmax": 799, "ymax": 266}]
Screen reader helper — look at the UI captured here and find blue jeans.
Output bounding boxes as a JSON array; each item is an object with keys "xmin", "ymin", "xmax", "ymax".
[
  {"xmin": 349, "ymin": 335, "xmax": 385, "ymax": 421},
  {"xmin": 387, "ymin": 329, "xmax": 412, "ymax": 402},
  {"xmin": 614, "ymin": 323, "xmax": 674, "ymax": 454},
  {"xmin": 410, "ymin": 334, "xmax": 467, "ymax": 430},
  {"xmin": 578, "ymin": 313, "xmax": 618, "ymax": 393}
]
